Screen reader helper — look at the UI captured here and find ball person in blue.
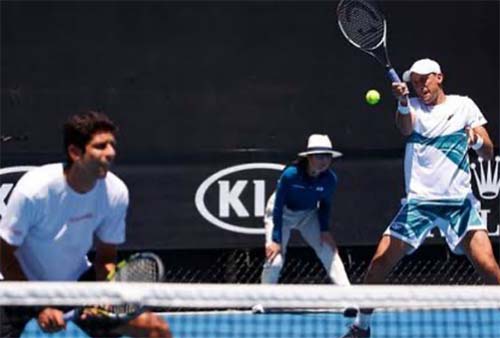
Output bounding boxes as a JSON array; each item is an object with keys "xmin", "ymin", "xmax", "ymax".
[{"xmin": 261, "ymin": 134, "xmax": 350, "ymax": 285}]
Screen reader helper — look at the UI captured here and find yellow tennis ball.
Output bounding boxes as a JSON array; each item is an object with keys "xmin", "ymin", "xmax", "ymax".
[{"xmin": 365, "ymin": 89, "xmax": 381, "ymax": 105}]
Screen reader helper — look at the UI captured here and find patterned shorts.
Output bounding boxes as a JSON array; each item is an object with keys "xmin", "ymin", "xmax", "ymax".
[{"xmin": 384, "ymin": 196, "xmax": 486, "ymax": 254}]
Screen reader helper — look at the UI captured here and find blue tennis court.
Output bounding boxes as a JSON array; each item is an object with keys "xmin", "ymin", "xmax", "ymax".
[{"xmin": 21, "ymin": 308, "xmax": 500, "ymax": 338}]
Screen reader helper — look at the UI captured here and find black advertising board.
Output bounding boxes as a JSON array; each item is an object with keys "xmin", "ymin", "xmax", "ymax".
[{"xmin": 1, "ymin": 1, "xmax": 499, "ymax": 249}]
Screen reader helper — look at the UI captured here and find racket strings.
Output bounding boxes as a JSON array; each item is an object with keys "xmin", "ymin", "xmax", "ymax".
[
  {"xmin": 106, "ymin": 303, "xmax": 141, "ymax": 317},
  {"xmin": 106, "ymin": 258, "xmax": 161, "ymax": 317},
  {"xmin": 338, "ymin": 0, "xmax": 385, "ymax": 49},
  {"xmin": 114, "ymin": 258, "xmax": 161, "ymax": 282}
]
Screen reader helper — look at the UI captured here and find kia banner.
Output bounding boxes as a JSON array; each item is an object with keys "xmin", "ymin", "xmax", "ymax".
[{"xmin": 2, "ymin": 158, "xmax": 497, "ymax": 250}]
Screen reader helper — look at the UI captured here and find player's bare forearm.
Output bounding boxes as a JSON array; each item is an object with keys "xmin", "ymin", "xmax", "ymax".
[
  {"xmin": 392, "ymin": 83, "xmax": 413, "ymax": 135},
  {"xmin": 470, "ymin": 126, "xmax": 494, "ymax": 160},
  {"xmin": 0, "ymin": 238, "xmax": 27, "ymax": 280},
  {"xmin": 94, "ymin": 239, "xmax": 118, "ymax": 280},
  {"xmin": 475, "ymin": 139, "xmax": 494, "ymax": 160},
  {"xmin": 395, "ymin": 111, "xmax": 414, "ymax": 136}
]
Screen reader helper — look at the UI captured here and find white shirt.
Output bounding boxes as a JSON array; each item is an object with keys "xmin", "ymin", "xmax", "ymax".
[
  {"xmin": 405, "ymin": 95, "xmax": 487, "ymax": 200},
  {"xmin": 0, "ymin": 163, "xmax": 128, "ymax": 281}
]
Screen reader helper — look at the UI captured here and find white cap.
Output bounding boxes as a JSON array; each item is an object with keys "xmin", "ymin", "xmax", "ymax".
[
  {"xmin": 402, "ymin": 58, "xmax": 442, "ymax": 82},
  {"xmin": 298, "ymin": 134, "xmax": 342, "ymax": 158}
]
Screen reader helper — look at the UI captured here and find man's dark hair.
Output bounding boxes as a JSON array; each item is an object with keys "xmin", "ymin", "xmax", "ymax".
[{"xmin": 63, "ymin": 111, "xmax": 117, "ymax": 165}]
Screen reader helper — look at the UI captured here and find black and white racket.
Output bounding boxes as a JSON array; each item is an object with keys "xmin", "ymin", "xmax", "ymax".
[
  {"xmin": 337, "ymin": 0, "xmax": 402, "ymax": 83},
  {"xmin": 64, "ymin": 252, "xmax": 165, "ymax": 324}
]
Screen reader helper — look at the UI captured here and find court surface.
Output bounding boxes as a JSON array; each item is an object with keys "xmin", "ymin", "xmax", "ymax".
[{"xmin": 21, "ymin": 308, "xmax": 500, "ymax": 338}]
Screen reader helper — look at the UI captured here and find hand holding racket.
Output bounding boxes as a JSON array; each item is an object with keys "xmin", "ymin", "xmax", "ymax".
[
  {"xmin": 64, "ymin": 252, "xmax": 165, "ymax": 324},
  {"xmin": 337, "ymin": 0, "xmax": 403, "ymax": 84}
]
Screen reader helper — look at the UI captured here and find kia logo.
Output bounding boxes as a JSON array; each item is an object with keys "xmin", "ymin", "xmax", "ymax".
[
  {"xmin": 195, "ymin": 163, "xmax": 284, "ymax": 234},
  {"xmin": 0, "ymin": 166, "xmax": 38, "ymax": 218}
]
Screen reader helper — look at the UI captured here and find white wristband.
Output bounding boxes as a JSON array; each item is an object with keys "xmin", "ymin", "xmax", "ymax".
[
  {"xmin": 397, "ymin": 102, "xmax": 410, "ymax": 115},
  {"xmin": 471, "ymin": 135, "xmax": 484, "ymax": 150}
]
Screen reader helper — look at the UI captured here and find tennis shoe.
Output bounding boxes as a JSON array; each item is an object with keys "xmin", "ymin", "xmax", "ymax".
[{"xmin": 340, "ymin": 325, "xmax": 370, "ymax": 338}]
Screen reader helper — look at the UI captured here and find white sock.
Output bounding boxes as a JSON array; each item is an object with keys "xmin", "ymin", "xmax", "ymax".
[{"xmin": 353, "ymin": 312, "xmax": 372, "ymax": 330}]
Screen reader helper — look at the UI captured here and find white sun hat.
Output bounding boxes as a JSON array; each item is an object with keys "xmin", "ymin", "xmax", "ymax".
[
  {"xmin": 402, "ymin": 58, "xmax": 442, "ymax": 82},
  {"xmin": 298, "ymin": 134, "xmax": 343, "ymax": 158}
]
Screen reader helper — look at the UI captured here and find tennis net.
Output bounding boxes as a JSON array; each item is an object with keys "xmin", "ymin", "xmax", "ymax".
[{"xmin": 1, "ymin": 282, "xmax": 499, "ymax": 338}]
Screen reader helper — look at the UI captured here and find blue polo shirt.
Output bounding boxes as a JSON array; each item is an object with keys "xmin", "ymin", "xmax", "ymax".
[{"xmin": 272, "ymin": 165, "xmax": 338, "ymax": 243}]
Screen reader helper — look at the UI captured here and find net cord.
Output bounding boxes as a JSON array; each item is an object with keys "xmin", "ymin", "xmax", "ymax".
[{"xmin": 1, "ymin": 283, "xmax": 499, "ymax": 310}]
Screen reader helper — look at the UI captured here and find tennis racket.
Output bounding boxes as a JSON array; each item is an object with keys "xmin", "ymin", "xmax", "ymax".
[
  {"xmin": 63, "ymin": 252, "xmax": 165, "ymax": 324},
  {"xmin": 337, "ymin": 0, "xmax": 402, "ymax": 83}
]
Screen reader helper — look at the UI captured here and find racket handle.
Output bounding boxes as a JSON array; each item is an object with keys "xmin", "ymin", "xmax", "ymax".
[
  {"xmin": 387, "ymin": 68, "xmax": 402, "ymax": 83},
  {"xmin": 63, "ymin": 309, "xmax": 75, "ymax": 321},
  {"xmin": 387, "ymin": 67, "xmax": 410, "ymax": 103}
]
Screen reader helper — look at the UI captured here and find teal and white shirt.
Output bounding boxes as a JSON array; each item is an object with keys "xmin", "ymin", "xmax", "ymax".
[{"xmin": 405, "ymin": 95, "xmax": 487, "ymax": 200}]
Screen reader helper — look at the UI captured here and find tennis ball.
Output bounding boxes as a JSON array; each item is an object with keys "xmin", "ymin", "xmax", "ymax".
[{"xmin": 365, "ymin": 89, "xmax": 381, "ymax": 105}]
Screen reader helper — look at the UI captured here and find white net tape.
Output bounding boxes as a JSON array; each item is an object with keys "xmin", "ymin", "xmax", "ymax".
[{"xmin": 1, "ymin": 283, "xmax": 499, "ymax": 310}]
